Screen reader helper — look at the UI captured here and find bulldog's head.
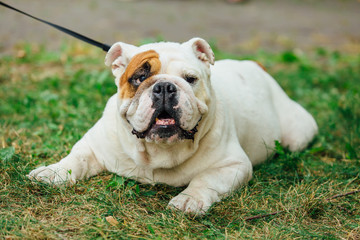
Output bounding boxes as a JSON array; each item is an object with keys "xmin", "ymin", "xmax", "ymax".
[{"xmin": 105, "ymin": 38, "xmax": 215, "ymax": 144}]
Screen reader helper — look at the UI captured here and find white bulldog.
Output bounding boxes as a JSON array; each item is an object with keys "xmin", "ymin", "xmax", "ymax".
[{"xmin": 28, "ymin": 38, "xmax": 318, "ymax": 214}]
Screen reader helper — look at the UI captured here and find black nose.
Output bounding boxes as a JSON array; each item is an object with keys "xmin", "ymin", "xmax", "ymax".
[{"xmin": 152, "ymin": 82, "xmax": 177, "ymax": 100}]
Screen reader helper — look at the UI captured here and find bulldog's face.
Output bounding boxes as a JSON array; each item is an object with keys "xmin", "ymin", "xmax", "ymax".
[{"xmin": 105, "ymin": 38, "xmax": 215, "ymax": 144}]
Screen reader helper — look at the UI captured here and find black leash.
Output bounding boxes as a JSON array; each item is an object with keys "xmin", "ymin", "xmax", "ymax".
[{"xmin": 0, "ymin": 1, "xmax": 111, "ymax": 52}]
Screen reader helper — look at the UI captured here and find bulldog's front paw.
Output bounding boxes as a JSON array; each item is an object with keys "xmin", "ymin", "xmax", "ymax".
[
  {"xmin": 27, "ymin": 163, "xmax": 76, "ymax": 185},
  {"xmin": 168, "ymin": 192, "xmax": 211, "ymax": 215}
]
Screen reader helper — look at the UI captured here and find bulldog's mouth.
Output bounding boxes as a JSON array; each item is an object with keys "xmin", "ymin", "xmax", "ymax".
[
  {"xmin": 131, "ymin": 110, "xmax": 200, "ymax": 141},
  {"xmin": 155, "ymin": 111, "xmax": 176, "ymax": 126}
]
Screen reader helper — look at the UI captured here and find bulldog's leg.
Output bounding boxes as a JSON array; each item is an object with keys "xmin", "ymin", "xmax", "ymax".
[
  {"xmin": 168, "ymin": 156, "xmax": 252, "ymax": 215},
  {"xmin": 28, "ymin": 136, "xmax": 104, "ymax": 185},
  {"xmin": 276, "ymin": 99, "xmax": 318, "ymax": 151},
  {"xmin": 263, "ymin": 70, "xmax": 318, "ymax": 151}
]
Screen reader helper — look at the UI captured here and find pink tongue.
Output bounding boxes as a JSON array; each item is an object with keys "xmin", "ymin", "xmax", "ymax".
[{"xmin": 156, "ymin": 118, "xmax": 175, "ymax": 125}]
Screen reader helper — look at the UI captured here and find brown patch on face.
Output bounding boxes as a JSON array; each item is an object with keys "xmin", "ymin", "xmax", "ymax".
[{"xmin": 119, "ymin": 50, "xmax": 161, "ymax": 99}]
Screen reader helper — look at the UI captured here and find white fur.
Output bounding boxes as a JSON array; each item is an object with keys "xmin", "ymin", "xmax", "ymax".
[{"xmin": 28, "ymin": 38, "xmax": 318, "ymax": 215}]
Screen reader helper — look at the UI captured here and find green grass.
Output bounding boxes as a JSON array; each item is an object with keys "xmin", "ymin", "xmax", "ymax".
[{"xmin": 1, "ymin": 42, "xmax": 359, "ymax": 239}]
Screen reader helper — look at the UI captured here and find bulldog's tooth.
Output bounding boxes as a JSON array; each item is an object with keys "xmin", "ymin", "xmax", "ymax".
[
  {"xmin": 155, "ymin": 118, "xmax": 175, "ymax": 125},
  {"xmin": 167, "ymin": 119, "xmax": 176, "ymax": 125}
]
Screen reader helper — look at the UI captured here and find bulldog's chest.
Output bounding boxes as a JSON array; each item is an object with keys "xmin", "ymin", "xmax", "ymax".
[{"xmin": 123, "ymin": 158, "xmax": 195, "ymax": 187}]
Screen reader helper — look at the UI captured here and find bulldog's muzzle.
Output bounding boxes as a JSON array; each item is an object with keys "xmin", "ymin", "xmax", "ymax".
[{"xmin": 131, "ymin": 81, "xmax": 200, "ymax": 141}]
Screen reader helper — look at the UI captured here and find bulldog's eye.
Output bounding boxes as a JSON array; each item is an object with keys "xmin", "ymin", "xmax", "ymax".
[
  {"xmin": 129, "ymin": 62, "xmax": 151, "ymax": 87},
  {"xmin": 184, "ymin": 75, "xmax": 198, "ymax": 84},
  {"xmin": 135, "ymin": 75, "xmax": 147, "ymax": 84},
  {"xmin": 130, "ymin": 74, "xmax": 146, "ymax": 87}
]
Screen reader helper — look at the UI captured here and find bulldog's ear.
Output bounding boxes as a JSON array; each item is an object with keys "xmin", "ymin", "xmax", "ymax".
[
  {"xmin": 105, "ymin": 42, "xmax": 138, "ymax": 77},
  {"xmin": 184, "ymin": 38, "xmax": 215, "ymax": 65}
]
